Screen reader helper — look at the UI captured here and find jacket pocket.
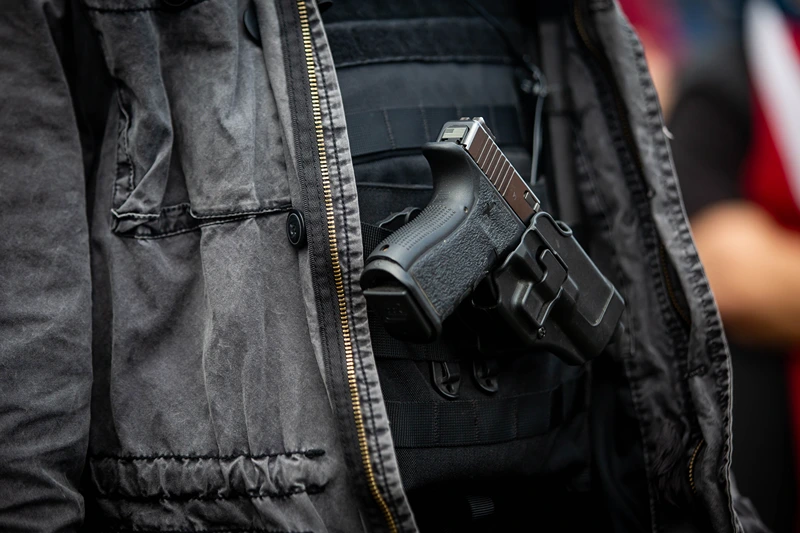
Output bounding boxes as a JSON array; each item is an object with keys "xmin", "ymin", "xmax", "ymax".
[{"xmin": 84, "ymin": 0, "xmax": 292, "ymax": 237}]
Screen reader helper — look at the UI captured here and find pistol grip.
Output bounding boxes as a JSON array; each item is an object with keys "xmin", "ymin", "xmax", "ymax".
[{"xmin": 360, "ymin": 142, "xmax": 525, "ymax": 343}]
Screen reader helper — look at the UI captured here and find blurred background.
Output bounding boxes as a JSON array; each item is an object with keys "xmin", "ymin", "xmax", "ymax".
[{"xmin": 618, "ymin": 0, "xmax": 800, "ymax": 530}]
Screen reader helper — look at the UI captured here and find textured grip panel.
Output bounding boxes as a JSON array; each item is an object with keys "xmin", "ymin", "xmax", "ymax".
[
  {"xmin": 411, "ymin": 174, "xmax": 524, "ymax": 317},
  {"xmin": 385, "ymin": 202, "xmax": 457, "ymax": 252},
  {"xmin": 361, "ymin": 142, "xmax": 529, "ymax": 338}
]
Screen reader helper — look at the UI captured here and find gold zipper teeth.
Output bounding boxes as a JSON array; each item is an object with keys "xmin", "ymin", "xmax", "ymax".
[
  {"xmin": 296, "ymin": 2, "xmax": 399, "ymax": 532},
  {"xmin": 688, "ymin": 439, "xmax": 703, "ymax": 495}
]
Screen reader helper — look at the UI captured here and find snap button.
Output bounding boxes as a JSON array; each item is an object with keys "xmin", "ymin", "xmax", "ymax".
[
  {"xmin": 243, "ymin": 1, "xmax": 261, "ymax": 46},
  {"xmin": 286, "ymin": 210, "xmax": 307, "ymax": 249}
]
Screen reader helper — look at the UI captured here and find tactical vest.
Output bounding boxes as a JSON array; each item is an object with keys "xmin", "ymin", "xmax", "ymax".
[{"xmin": 324, "ymin": 2, "xmax": 596, "ymax": 529}]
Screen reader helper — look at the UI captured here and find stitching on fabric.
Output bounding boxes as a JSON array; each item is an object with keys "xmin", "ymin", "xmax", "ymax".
[
  {"xmin": 471, "ymin": 399, "xmax": 479, "ymax": 443},
  {"xmin": 382, "ymin": 110, "xmax": 396, "ymax": 150},
  {"xmin": 313, "ymin": 23, "xmax": 404, "ymax": 526},
  {"xmin": 323, "ymin": 15, "xmax": 518, "ymax": 29},
  {"xmin": 512, "ymin": 398, "xmax": 519, "ymax": 439},
  {"xmin": 684, "ymin": 365, "xmax": 708, "ymax": 380},
  {"xmin": 85, "ymin": 0, "xmax": 214, "ymax": 14},
  {"xmin": 590, "ymin": 38, "xmax": 679, "ymax": 351},
  {"xmin": 432, "ymin": 402, "xmax": 439, "ymax": 444},
  {"xmin": 106, "ymin": 529, "xmax": 312, "ymax": 533},
  {"xmin": 190, "ymin": 205, "xmax": 293, "ymax": 219},
  {"xmin": 114, "ymin": 204, "xmax": 291, "ymax": 220},
  {"xmin": 94, "ymin": 484, "xmax": 326, "ymax": 502},
  {"xmin": 124, "ymin": 216, "xmax": 249, "ymax": 239},
  {"xmin": 281, "ymin": 6, "xmax": 372, "ymax": 526},
  {"xmin": 112, "ymin": 210, "xmax": 161, "ymax": 219},
  {"xmin": 334, "ymin": 55, "xmax": 512, "ymax": 70},
  {"xmin": 626, "ymin": 20, "xmax": 726, "ymax": 513},
  {"xmin": 119, "ymin": 98, "xmax": 135, "ymax": 195},
  {"xmin": 571, "ymin": 74, "xmax": 659, "ymax": 525},
  {"xmin": 115, "ymin": 90, "xmax": 135, "ymax": 206},
  {"xmin": 117, "ymin": 205, "xmax": 293, "ymax": 239},
  {"xmin": 129, "ymin": 217, "xmax": 247, "ymax": 239},
  {"xmin": 624, "ymin": 24, "xmax": 691, "ymax": 329},
  {"xmin": 315, "ymin": 29, "xmax": 404, "ymax": 525},
  {"xmin": 91, "ymin": 449, "xmax": 326, "ymax": 462},
  {"xmin": 626, "ymin": 19, "xmax": 701, "ymax": 457}
]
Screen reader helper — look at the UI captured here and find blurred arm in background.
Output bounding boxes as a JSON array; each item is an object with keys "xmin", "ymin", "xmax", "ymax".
[
  {"xmin": 692, "ymin": 201, "xmax": 800, "ymax": 345},
  {"xmin": 670, "ymin": 42, "xmax": 800, "ymax": 347}
]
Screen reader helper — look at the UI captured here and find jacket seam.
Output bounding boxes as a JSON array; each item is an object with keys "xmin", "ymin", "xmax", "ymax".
[
  {"xmin": 90, "ymin": 448, "xmax": 325, "ymax": 461},
  {"xmin": 333, "ymin": 55, "xmax": 513, "ymax": 70},
  {"xmin": 105, "ymin": 529, "xmax": 311, "ymax": 533},
  {"xmin": 624, "ymin": 18, "xmax": 711, "ymax": 496},
  {"xmin": 116, "ymin": 89, "xmax": 135, "ymax": 204},
  {"xmin": 314, "ymin": 34, "xmax": 405, "ymax": 527},
  {"xmin": 94, "ymin": 484, "xmax": 326, "ymax": 502},
  {"xmin": 120, "ymin": 214, "xmax": 266, "ymax": 239},
  {"xmin": 87, "ymin": 15, "xmax": 135, "ymax": 211},
  {"xmin": 627, "ymin": 19, "xmax": 701, "ymax": 419},
  {"xmin": 84, "ymin": 0, "xmax": 213, "ymax": 14},
  {"xmin": 574, "ymin": 117, "xmax": 657, "ymax": 528},
  {"xmin": 605, "ymin": 90, "xmax": 674, "ymax": 533},
  {"xmin": 114, "ymin": 205, "xmax": 292, "ymax": 239},
  {"xmin": 624, "ymin": 13, "xmax": 735, "ymax": 524},
  {"xmin": 112, "ymin": 204, "xmax": 292, "ymax": 220}
]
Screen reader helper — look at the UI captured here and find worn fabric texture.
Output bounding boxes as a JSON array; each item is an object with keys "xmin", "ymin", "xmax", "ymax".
[{"xmin": 0, "ymin": 0, "xmax": 768, "ymax": 532}]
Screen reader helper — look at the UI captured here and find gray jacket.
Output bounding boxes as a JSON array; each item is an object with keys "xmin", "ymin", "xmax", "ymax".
[{"xmin": 0, "ymin": 0, "xmax": 768, "ymax": 531}]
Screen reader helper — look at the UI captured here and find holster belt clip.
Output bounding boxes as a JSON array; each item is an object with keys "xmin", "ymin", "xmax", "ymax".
[{"xmin": 470, "ymin": 212, "xmax": 625, "ymax": 365}]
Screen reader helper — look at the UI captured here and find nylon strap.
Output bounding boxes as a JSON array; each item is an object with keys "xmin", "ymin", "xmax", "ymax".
[
  {"xmin": 386, "ymin": 371, "xmax": 586, "ymax": 448},
  {"xmin": 348, "ymin": 104, "xmax": 525, "ymax": 159},
  {"xmin": 325, "ymin": 17, "xmax": 513, "ymax": 70}
]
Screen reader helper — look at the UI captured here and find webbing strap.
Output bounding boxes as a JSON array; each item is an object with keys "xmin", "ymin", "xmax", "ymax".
[
  {"xmin": 325, "ymin": 17, "xmax": 514, "ymax": 69},
  {"xmin": 348, "ymin": 104, "xmax": 524, "ymax": 159},
  {"xmin": 386, "ymin": 372, "xmax": 585, "ymax": 448},
  {"xmin": 368, "ymin": 314, "xmax": 458, "ymax": 361}
]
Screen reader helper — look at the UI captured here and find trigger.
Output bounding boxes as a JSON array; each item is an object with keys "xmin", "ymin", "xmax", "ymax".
[{"xmin": 376, "ymin": 207, "xmax": 422, "ymax": 231}]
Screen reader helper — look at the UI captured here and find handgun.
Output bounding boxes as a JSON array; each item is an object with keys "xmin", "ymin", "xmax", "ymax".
[{"xmin": 360, "ymin": 118, "xmax": 624, "ymax": 364}]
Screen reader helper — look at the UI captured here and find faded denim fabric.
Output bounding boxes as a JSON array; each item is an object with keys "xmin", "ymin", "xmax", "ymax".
[{"xmin": 0, "ymin": 0, "xmax": 769, "ymax": 532}]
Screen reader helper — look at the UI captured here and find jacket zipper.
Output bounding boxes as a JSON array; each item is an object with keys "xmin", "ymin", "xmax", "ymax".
[
  {"xmin": 295, "ymin": 2, "xmax": 399, "ymax": 532},
  {"xmin": 572, "ymin": 2, "xmax": 691, "ymax": 329}
]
